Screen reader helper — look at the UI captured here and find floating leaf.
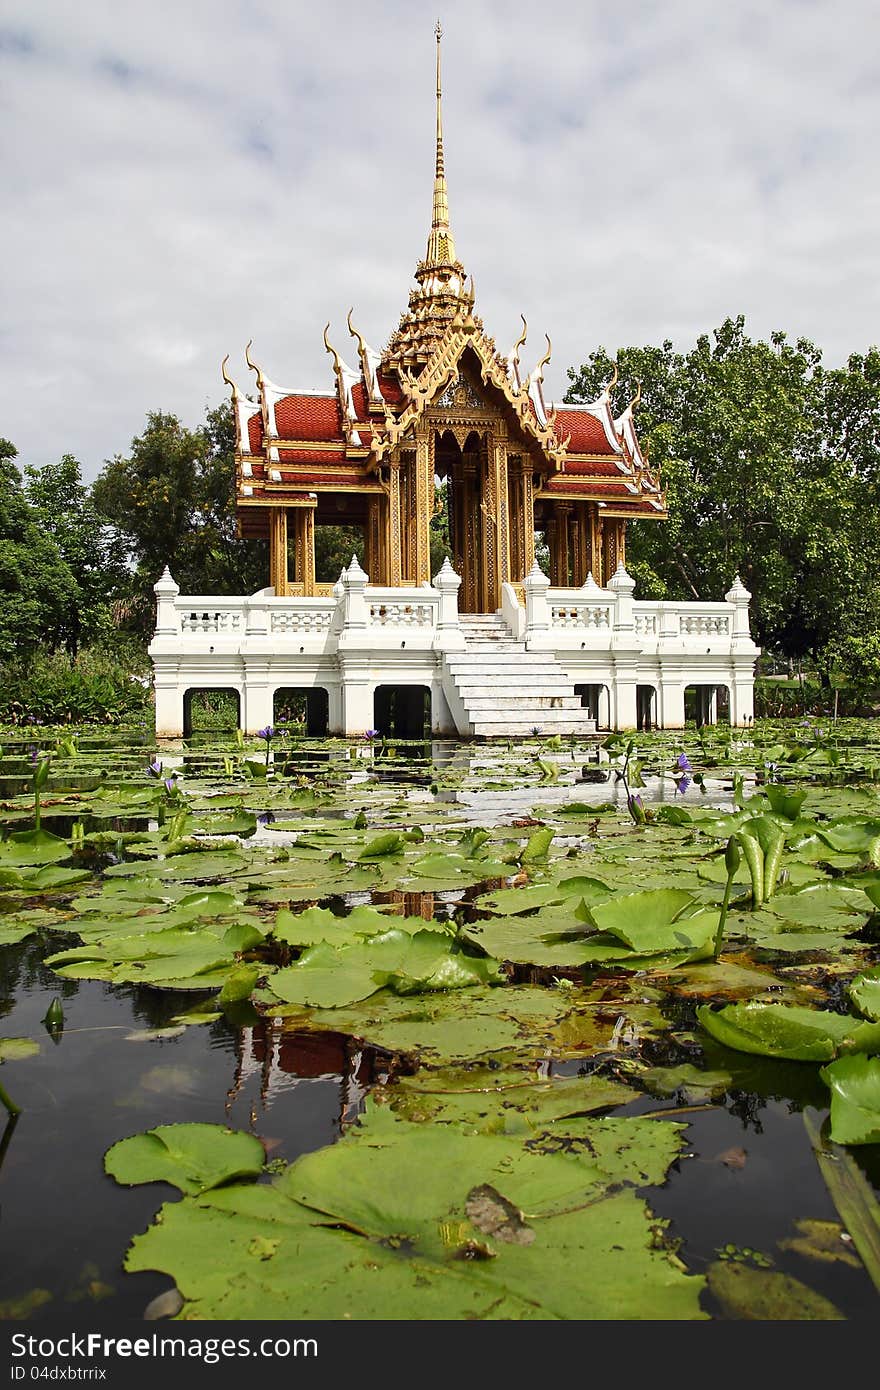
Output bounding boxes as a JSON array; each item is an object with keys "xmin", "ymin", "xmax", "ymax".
[
  {"xmin": 849, "ymin": 968, "xmax": 880, "ymax": 1022},
  {"xmin": 0, "ymin": 1037, "xmax": 40, "ymax": 1062},
  {"xmin": 105, "ymin": 1123, "xmax": 265, "ymax": 1195},
  {"xmin": 698, "ymin": 1002, "xmax": 880, "ymax": 1061},
  {"xmin": 120, "ymin": 1107, "xmax": 704, "ymax": 1320},
  {"xmin": 819, "ymin": 1055, "xmax": 880, "ymax": 1145},
  {"xmin": 706, "ymin": 1261, "xmax": 844, "ymax": 1319}
]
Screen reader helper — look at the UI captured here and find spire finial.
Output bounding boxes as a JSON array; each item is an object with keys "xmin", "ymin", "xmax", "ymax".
[{"xmin": 425, "ymin": 20, "xmax": 455, "ymax": 269}]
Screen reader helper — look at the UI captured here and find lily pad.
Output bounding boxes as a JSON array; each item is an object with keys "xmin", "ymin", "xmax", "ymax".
[
  {"xmin": 819, "ymin": 1055, "xmax": 880, "ymax": 1145},
  {"xmin": 268, "ymin": 930, "xmax": 501, "ymax": 1008},
  {"xmin": 119, "ymin": 1107, "xmax": 704, "ymax": 1320},
  {"xmin": 105, "ymin": 1123, "xmax": 265, "ymax": 1195},
  {"xmin": 698, "ymin": 1002, "xmax": 880, "ymax": 1061},
  {"xmin": 706, "ymin": 1260, "xmax": 844, "ymax": 1319},
  {"xmin": 0, "ymin": 1037, "xmax": 40, "ymax": 1062}
]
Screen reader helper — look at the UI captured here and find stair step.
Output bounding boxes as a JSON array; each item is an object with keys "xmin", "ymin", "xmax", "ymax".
[{"xmin": 460, "ymin": 696, "xmax": 586, "ymax": 710}]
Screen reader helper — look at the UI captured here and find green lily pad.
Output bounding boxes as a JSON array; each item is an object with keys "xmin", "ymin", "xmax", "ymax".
[
  {"xmin": 819, "ymin": 1055, "xmax": 880, "ymax": 1145},
  {"xmin": 706, "ymin": 1260, "xmax": 844, "ymax": 1319},
  {"xmin": 849, "ymin": 969, "xmax": 880, "ymax": 1022},
  {"xmin": 268, "ymin": 930, "xmax": 501, "ymax": 1008},
  {"xmin": 0, "ymin": 1037, "xmax": 40, "ymax": 1062},
  {"xmin": 0, "ymin": 830, "xmax": 71, "ymax": 866},
  {"xmin": 698, "ymin": 1002, "xmax": 880, "ymax": 1061},
  {"xmin": 119, "ymin": 1107, "xmax": 704, "ymax": 1320},
  {"xmin": 105, "ymin": 1123, "xmax": 265, "ymax": 1195}
]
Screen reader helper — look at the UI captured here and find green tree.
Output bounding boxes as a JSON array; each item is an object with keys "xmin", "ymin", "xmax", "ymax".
[
  {"xmin": 92, "ymin": 405, "xmax": 267, "ymax": 631},
  {"xmin": 565, "ymin": 317, "xmax": 880, "ymax": 666},
  {"xmin": 0, "ymin": 439, "xmax": 78, "ymax": 663},
  {"xmin": 24, "ymin": 453, "xmax": 128, "ymax": 656}
]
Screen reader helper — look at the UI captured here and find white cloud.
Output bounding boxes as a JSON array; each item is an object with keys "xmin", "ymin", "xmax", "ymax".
[{"xmin": 3, "ymin": 0, "xmax": 879, "ymax": 477}]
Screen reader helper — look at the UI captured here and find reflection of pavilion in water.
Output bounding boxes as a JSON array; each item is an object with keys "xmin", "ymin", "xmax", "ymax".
[{"xmin": 228, "ymin": 891, "xmax": 435, "ymax": 1118}]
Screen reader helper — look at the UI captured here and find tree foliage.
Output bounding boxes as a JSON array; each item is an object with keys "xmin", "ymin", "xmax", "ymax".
[
  {"xmin": 0, "ymin": 439, "xmax": 78, "ymax": 663},
  {"xmin": 92, "ymin": 405, "xmax": 267, "ymax": 630},
  {"xmin": 566, "ymin": 317, "xmax": 880, "ymax": 667}
]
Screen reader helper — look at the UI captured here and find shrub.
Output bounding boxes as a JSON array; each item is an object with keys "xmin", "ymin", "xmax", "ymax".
[{"xmin": 0, "ymin": 647, "xmax": 152, "ymax": 725}]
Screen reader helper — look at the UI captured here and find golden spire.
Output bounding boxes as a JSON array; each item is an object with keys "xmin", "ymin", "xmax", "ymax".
[{"xmin": 425, "ymin": 20, "xmax": 456, "ymax": 268}]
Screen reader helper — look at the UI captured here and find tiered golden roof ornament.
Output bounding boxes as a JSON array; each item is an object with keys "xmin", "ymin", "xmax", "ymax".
[{"xmin": 222, "ymin": 21, "xmax": 666, "ymax": 560}]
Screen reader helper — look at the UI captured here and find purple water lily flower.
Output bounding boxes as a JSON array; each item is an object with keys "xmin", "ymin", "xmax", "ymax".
[
  {"xmin": 363, "ymin": 729, "xmax": 380, "ymax": 740},
  {"xmin": 676, "ymin": 753, "xmax": 692, "ymax": 772},
  {"xmin": 164, "ymin": 777, "xmax": 177, "ymax": 795},
  {"xmin": 147, "ymin": 759, "xmax": 163, "ymax": 778},
  {"xmin": 626, "ymin": 792, "xmax": 646, "ymax": 825},
  {"xmin": 675, "ymin": 775, "xmax": 691, "ymax": 795},
  {"xmin": 256, "ymin": 725, "xmax": 274, "ymax": 742},
  {"xmin": 28, "ymin": 746, "xmax": 39, "ymax": 765}
]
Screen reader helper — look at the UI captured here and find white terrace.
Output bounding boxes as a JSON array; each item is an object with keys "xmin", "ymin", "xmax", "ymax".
[{"xmin": 149, "ymin": 559, "xmax": 758, "ymax": 738}]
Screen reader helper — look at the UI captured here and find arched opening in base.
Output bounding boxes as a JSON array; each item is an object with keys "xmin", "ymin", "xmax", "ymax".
[
  {"xmin": 182, "ymin": 688, "xmax": 241, "ymax": 739},
  {"xmin": 574, "ymin": 683, "xmax": 611, "ymax": 729},
  {"xmin": 637, "ymin": 685, "xmax": 657, "ymax": 731},
  {"xmin": 374, "ymin": 685, "xmax": 431, "ymax": 739},
  {"xmin": 685, "ymin": 684, "xmax": 730, "ymax": 726},
  {"xmin": 273, "ymin": 687, "xmax": 330, "ymax": 736}
]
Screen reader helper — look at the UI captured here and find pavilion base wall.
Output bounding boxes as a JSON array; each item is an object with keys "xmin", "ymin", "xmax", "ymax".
[{"xmin": 149, "ymin": 566, "xmax": 759, "ymax": 739}]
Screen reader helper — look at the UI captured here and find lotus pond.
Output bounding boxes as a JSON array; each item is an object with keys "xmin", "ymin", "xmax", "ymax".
[{"xmin": 2, "ymin": 721, "xmax": 880, "ymax": 1321}]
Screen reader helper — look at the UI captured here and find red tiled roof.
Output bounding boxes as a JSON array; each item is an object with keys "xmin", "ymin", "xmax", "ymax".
[
  {"xmin": 274, "ymin": 394, "xmax": 341, "ymax": 441},
  {"xmin": 377, "ymin": 372, "xmax": 403, "ymax": 405},
  {"xmin": 350, "ymin": 382, "xmax": 370, "ymax": 421},
  {"xmin": 554, "ymin": 408, "xmax": 618, "ymax": 456},
  {"xmin": 247, "ymin": 410, "xmax": 262, "ymax": 453},
  {"xmin": 561, "ymin": 457, "xmax": 623, "ymax": 478},
  {"xmin": 276, "ymin": 448, "xmax": 348, "ymax": 464}
]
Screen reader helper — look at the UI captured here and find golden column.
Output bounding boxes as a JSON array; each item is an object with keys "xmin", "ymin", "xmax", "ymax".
[
  {"xmin": 481, "ymin": 426, "xmax": 509, "ymax": 609},
  {"xmin": 549, "ymin": 502, "xmax": 571, "ymax": 586},
  {"xmin": 269, "ymin": 508, "xmax": 288, "ymax": 596},
  {"xmin": 591, "ymin": 508, "xmax": 603, "ymax": 584},
  {"xmin": 365, "ymin": 496, "xmax": 382, "ymax": 583},
  {"xmin": 387, "ymin": 456, "xmax": 404, "ymax": 585},
  {"xmin": 291, "ymin": 506, "xmax": 316, "ymax": 595},
  {"xmin": 412, "ymin": 426, "xmax": 434, "ymax": 587}
]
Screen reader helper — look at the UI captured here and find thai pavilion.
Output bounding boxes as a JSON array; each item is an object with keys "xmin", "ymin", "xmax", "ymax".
[{"xmin": 150, "ymin": 27, "xmax": 758, "ymax": 739}]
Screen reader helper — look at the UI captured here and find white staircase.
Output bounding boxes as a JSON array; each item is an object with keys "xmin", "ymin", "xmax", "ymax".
[{"xmin": 441, "ymin": 614, "xmax": 597, "ymax": 738}]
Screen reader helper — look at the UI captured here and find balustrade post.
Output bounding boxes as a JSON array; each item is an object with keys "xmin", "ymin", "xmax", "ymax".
[
  {"xmin": 523, "ymin": 560, "xmax": 550, "ymax": 645},
  {"xmin": 725, "ymin": 575, "xmax": 753, "ymax": 647},
  {"xmin": 607, "ymin": 563, "xmax": 635, "ymax": 633},
  {"xmin": 433, "ymin": 557, "xmax": 465, "ymax": 651},
  {"xmin": 153, "ymin": 567, "xmax": 181, "ymax": 639},
  {"xmin": 340, "ymin": 554, "xmax": 369, "ymax": 641}
]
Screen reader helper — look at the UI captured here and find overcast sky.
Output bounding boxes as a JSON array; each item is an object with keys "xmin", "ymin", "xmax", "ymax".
[{"xmin": 2, "ymin": 0, "xmax": 879, "ymax": 479}]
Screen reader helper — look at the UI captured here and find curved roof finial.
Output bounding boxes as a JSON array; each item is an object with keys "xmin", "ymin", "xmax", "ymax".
[
  {"xmin": 628, "ymin": 379, "xmax": 642, "ymax": 412},
  {"xmin": 323, "ymin": 322, "xmax": 347, "ymax": 400},
  {"xmin": 220, "ymin": 354, "xmax": 240, "ymax": 398},
  {"xmin": 509, "ymin": 314, "xmax": 528, "ymax": 388},
  {"xmin": 244, "ymin": 339, "xmax": 265, "ymax": 387},
  {"xmin": 604, "ymin": 361, "xmax": 619, "ymax": 398},
  {"xmin": 534, "ymin": 333, "xmax": 552, "ymax": 379}
]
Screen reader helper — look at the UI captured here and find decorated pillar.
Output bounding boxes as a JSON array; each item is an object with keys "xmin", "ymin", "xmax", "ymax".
[
  {"xmin": 388, "ymin": 456, "xmax": 404, "ymax": 585},
  {"xmin": 549, "ymin": 502, "xmax": 571, "ymax": 586},
  {"xmin": 365, "ymin": 496, "xmax": 382, "ymax": 585},
  {"xmin": 461, "ymin": 452, "xmax": 479, "ymax": 613},
  {"xmin": 412, "ymin": 427, "xmax": 434, "ymax": 587},
  {"xmin": 291, "ymin": 506, "xmax": 316, "ymax": 596},
  {"xmin": 269, "ymin": 508, "xmax": 288, "ymax": 596}
]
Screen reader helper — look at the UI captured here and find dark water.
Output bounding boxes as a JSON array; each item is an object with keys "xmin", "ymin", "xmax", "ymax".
[
  {"xmin": 2, "ymin": 934, "xmax": 879, "ymax": 1320},
  {"xmin": 0, "ymin": 941, "xmax": 356, "ymax": 1321}
]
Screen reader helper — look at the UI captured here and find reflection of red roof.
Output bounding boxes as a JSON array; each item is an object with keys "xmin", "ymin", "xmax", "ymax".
[{"xmin": 554, "ymin": 408, "xmax": 617, "ymax": 455}]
